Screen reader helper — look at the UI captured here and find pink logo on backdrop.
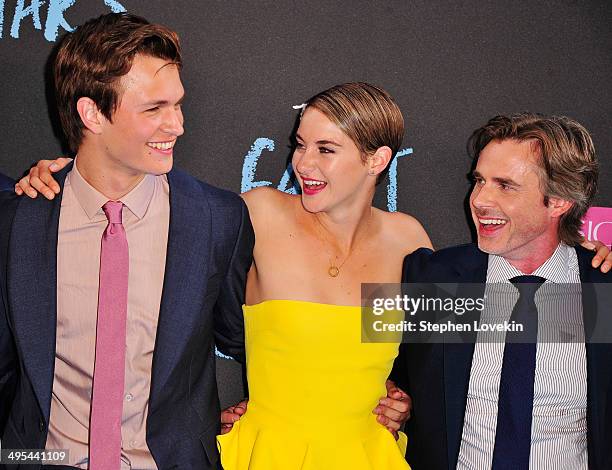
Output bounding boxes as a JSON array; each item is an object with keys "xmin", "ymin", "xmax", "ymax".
[{"xmin": 581, "ymin": 206, "xmax": 612, "ymax": 248}]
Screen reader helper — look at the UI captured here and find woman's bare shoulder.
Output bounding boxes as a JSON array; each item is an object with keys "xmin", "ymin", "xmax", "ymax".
[
  {"xmin": 375, "ymin": 208, "xmax": 434, "ymax": 253},
  {"xmin": 241, "ymin": 187, "xmax": 294, "ymax": 213},
  {"xmin": 241, "ymin": 187, "xmax": 299, "ymax": 229}
]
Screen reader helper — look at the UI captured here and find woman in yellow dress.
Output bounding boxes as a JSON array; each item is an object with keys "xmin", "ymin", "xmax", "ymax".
[{"xmin": 216, "ymin": 83, "xmax": 432, "ymax": 469}]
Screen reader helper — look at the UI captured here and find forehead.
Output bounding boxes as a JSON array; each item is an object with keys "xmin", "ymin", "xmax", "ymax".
[
  {"xmin": 476, "ymin": 139, "xmax": 541, "ymax": 179},
  {"xmin": 119, "ymin": 54, "xmax": 183, "ymax": 101},
  {"xmin": 298, "ymin": 108, "xmax": 347, "ymax": 139}
]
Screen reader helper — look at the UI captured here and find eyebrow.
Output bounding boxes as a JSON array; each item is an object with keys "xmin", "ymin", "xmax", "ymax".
[
  {"xmin": 295, "ymin": 133, "xmax": 342, "ymax": 147},
  {"xmin": 472, "ymin": 171, "xmax": 520, "ymax": 187},
  {"xmin": 154, "ymin": 61, "xmax": 181, "ymax": 76},
  {"xmin": 142, "ymin": 94, "xmax": 185, "ymax": 107}
]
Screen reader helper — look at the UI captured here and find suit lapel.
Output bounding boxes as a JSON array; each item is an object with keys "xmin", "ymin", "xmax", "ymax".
[
  {"xmin": 444, "ymin": 244, "xmax": 488, "ymax": 468},
  {"xmin": 7, "ymin": 165, "xmax": 72, "ymax": 422},
  {"xmin": 576, "ymin": 246, "xmax": 612, "ymax": 468},
  {"xmin": 149, "ymin": 171, "xmax": 212, "ymax": 407}
]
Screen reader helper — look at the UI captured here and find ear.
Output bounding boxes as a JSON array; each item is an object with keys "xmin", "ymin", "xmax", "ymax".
[
  {"xmin": 547, "ymin": 196, "xmax": 573, "ymax": 218},
  {"xmin": 367, "ymin": 146, "xmax": 393, "ymax": 177},
  {"xmin": 76, "ymin": 97, "xmax": 105, "ymax": 135}
]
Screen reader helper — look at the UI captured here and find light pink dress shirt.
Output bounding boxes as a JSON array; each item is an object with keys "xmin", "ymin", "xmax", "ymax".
[{"xmin": 45, "ymin": 162, "xmax": 169, "ymax": 469}]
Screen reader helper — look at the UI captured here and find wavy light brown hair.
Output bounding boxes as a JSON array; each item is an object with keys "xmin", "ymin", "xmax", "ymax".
[
  {"xmin": 304, "ymin": 82, "xmax": 404, "ymax": 185},
  {"xmin": 469, "ymin": 113, "xmax": 598, "ymax": 245},
  {"xmin": 54, "ymin": 13, "xmax": 182, "ymax": 152}
]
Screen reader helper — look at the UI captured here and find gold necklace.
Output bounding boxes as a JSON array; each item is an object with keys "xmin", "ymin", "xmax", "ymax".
[{"xmin": 313, "ymin": 212, "xmax": 371, "ymax": 278}]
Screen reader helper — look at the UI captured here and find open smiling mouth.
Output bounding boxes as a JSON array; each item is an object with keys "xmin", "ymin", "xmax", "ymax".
[
  {"xmin": 477, "ymin": 217, "xmax": 508, "ymax": 235},
  {"xmin": 147, "ymin": 141, "xmax": 176, "ymax": 153},
  {"xmin": 302, "ymin": 177, "xmax": 327, "ymax": 195}
]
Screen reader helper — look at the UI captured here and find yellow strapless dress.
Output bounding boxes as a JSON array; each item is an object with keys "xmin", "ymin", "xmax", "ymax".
[{"xmin": 216, "ymin": 300, "xmax": 409, "ymax": 469}]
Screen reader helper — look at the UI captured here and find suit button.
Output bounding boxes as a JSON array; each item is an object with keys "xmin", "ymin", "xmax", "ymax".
[{"xmin": 39, "ymin": 418, "xmax": 45, "ymax": 432}]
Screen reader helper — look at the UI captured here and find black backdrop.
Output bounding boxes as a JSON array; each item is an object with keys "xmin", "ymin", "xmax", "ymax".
[{"xmin": 1, "ymin": 1, "xmax": 610, "ymax": 406}]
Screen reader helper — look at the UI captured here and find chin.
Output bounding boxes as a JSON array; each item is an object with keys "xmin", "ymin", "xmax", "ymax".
[
  {"xmin": 300, "ymin": 195, "xmax": 325, "ymax": 214},
  {"xmin": 476, "ymin": 237, "xmax": 504, "ymax": 255},
  {"xmin": 147, "ymin": 157, "xmax": 174, "ymax": 176}
]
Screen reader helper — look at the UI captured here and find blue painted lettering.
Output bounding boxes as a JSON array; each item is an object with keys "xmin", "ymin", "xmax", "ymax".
[
  {"xmin": 241, "ymin": 137, "xmax": 275, "ymax": 193},
  {"xmin": 44, "ymin": 0, "xmax": 76, "ymax": 42},
  {"xmin": 386, "ymin": 148, "xmax": 413, "ymax": 212},
  {"xmin": 1, "ymin": 0, "xmax": 125, "ymax": 40},
  {"xmin": 10, "ymin": 0, "xmax": 43, "ymax": 39}
]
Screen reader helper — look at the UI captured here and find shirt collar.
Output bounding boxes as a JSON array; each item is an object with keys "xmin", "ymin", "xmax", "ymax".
[
  {"xmin": 68, "ymin": 157, "xmax": 156, "ymax": 221},
  {"xmin": 487, "ymin": 243, "xmax": 572, "ymax": 284}
]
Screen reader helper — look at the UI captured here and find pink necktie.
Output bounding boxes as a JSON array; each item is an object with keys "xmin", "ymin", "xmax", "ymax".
[{"xmin": 89, "ymin": 201, "xmax": 129, "ymax": 470}]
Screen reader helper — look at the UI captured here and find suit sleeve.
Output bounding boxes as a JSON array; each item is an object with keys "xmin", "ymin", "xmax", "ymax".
[
  {"xmin": 0, "ymin": 283, "xmax": 17, "ymax": 434},
  {"xmin": 0, "ymin": 173, "xmax": 14, "ymax": 191},
  {"xmin": 213, "ymin": 198, "xmax": 254, "ymax": 364},
  {"xmin": 0, "ymin": 193, "xmax": 18, "ymax": 433},
  {"xmin": 389, "ymin": 248, "xmax": 435, "ymax": 390}
]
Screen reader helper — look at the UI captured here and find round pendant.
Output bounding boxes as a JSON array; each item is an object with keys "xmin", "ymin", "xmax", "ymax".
[{"xmin": 328, "ymin": 266, "xmax": 340, "ymax": 277}]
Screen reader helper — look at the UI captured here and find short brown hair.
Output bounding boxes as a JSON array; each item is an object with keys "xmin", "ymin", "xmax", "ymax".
[
  {"xmin": 304, "ymin": 82, "xmax": 404, "ymax": 184},
  {"xmin": 54, "ymin": 13, "xmax": 182, "ymax": 152},
  {"xmin": 469, "ymin": 112, "xmax": 598, "ymax": 245}
]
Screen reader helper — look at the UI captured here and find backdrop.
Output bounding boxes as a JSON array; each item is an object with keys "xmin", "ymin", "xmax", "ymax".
[{"xmin": 1, "ymin": 0, "xmax": 610, "ymax": 406}]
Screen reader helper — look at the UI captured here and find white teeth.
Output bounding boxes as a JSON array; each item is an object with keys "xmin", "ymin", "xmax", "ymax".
[
  {"xmin": 304, "ymin": 180, "xmax": 325, "ymax": 186},
  {"xmin": 479, "ymin": 219, "xmax": 507, "ymax": 225},
  {"xmin": 147, "ymin": 141, "xmax": 175, "ymax": 150}
]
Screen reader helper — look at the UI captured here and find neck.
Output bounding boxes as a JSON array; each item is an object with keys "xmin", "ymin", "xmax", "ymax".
[
  {"xmin": 314, "ymin": 204, "xmax": 373, "ymax": 253},
  {"xmin": 504, "ymin": 237, "xmax": 561, "ymax": 274},
  {"xmin": 76, "ymin": 145, "xmax": 145, "ymax": 200}
]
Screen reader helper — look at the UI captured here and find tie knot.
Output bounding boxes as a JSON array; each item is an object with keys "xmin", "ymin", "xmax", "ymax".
[
  {"xmin": 510, "ymin": 275, "xmax": 546, "ymax": 298},
  {"xmin": 102, "ymin": 201, "xmax": 124, "ymax": 224}
]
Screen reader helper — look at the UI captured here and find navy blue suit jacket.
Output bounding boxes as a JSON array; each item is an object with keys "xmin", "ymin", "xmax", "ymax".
[
  {"xmin": 0, "ymin": 173, "xmax": 14, "ymax": 191},
  {"xmin": 393, "ymin": 243, "xmax": 612, "ymax": 470},
  {"xmin": 0, "ymin": 163, "xmax": 254, "ymax": 469}
]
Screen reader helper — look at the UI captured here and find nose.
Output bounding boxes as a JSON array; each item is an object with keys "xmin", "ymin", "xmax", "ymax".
[
  {"xmin": 470, "ymin": 182, "xmax": 493, "ymax": 209},
  {"xmin": 293, "ymin": 147, "xmax": 316, "ymax": 176},
  {"xmin": 162, "ymin": 106, "xmax": 184, "ymax": 137}
]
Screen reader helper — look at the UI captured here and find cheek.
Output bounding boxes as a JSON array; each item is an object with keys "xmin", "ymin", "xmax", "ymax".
[{"xmin": 111, "ymin": 118, "xmax": 143, "ymax": 143}]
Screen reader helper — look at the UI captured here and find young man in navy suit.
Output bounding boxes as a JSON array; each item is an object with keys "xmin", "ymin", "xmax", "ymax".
[
  {"xmin": 0, "ymin": 13, "xmax": 253, "ymax": 469},
  {"xmin": 392, "ymin": 113, "xmax": 611, "ymax": 470}
]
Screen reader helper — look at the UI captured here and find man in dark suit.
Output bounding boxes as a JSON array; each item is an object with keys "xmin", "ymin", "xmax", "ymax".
[
  {"xmin": 0, "ymin": 13, "xmax": 253, "ymax": 470},
  {"xmin": 0, "ymin": 173, "xmax": 14, "ymax": 191},
  {"xmin": 392, "ymin": 113, "xmax": 611, "ymax": 470}
]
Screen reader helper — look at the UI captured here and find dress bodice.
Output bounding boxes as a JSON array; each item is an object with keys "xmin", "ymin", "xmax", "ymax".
[{"xmin": 217, "ymin": 300, "xmax": 409, "ymax": 469}]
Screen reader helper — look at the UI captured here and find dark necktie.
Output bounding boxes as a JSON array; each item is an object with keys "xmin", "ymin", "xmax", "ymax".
[{"xmin": 491, "ymin": 275, "xmax": 545, "ymax": 470}]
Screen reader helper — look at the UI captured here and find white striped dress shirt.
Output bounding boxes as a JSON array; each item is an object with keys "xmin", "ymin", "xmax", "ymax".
[{"xmin": 456, "ymin": 243, "xmax": 588, "ymax": 469}]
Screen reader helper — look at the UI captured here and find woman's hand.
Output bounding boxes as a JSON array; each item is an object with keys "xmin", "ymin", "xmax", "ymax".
[{"xmin": 581, "ymin": 239, "xmax": 612, "ymax": 273}]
